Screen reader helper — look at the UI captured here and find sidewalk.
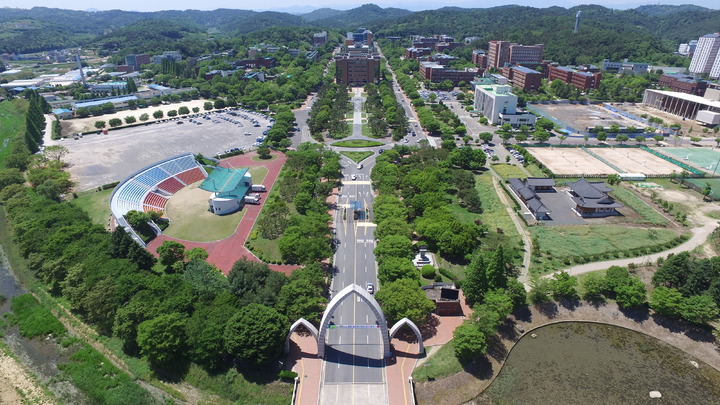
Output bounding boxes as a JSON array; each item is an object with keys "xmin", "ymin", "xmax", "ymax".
[{"xmin": 287, "ymin": 334, "xmax": 322, "ymax": 405}]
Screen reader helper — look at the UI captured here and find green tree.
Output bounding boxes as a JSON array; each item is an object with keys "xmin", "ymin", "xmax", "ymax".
[
  {"xmin": 139, "ymin": 113, "xmax": 149, "ymax": 122},
  {"xmin": 276, "ymin": 266, "xmax": 326, "ymax": 322},
  {"xmin": 374, "ymin": 234, "xmax": 414, "ymax": 260},
  {"xmin": 156, "ymin": 240, "xmax": 186, "ymax": 271},
  {"xmin": 529, "ymin": 277, "xmax": 553, "ymax": 304},
  {"xmin": 375, "ymin": 278, "xmax": 435, "ymax": 325},
  {"xmin": 478, "ymin": 132, "xmax": 493, "ymax": 144},
  {"xmin": 153, "ymin": 110, "xmax": 164, "ymax": 119},
  {"xmin": 650, "ymin": 286, "xmax": 684, "ymax": 318},
  {"xmin": 136, "ymin": 312, "xmax": 187, "ymax": 368},
  {"xmin": 703, "ymin": 183, "xmax": 712, "ymax": 200},
  {"xmin": 36, "ymin": 179, "xmax": 62, "ymax": 201},
  {"xmin": 532, "ymin": 129, "xmax": 550, "ymax": 143},
  {"xmin": 167, "ymin": 110, "xmax": 178, "ymax": 117},
  {"xmin": 109, "ymin": 118, "xmax": 122, "ymax": 127},
  {"xmin": 614, "ymin": 277, "xmax": 647, "ymax": 308},
  {"xmin": 178, "ymin": 106, "xmax": 190, "ymax": 115},
  {"xmin": 680, "ymin": 294, "xmax": 719, "ymax": 324},
  {"xmin": 203, "ymin": 101, "xmax": 213, "ymax": 111},
  {"xmin": 124, "ymin": 115, "xmax": 137, "ymax": 124},
  {"xmin": 535, "ymin": 117, "xmax": 554, "ymax": 131},
  {"xmin": 257, "ymin": 146, "xmax": 271, "ymax": 159},
  {"xmin": 453, "ymin": 321, "xmax": 486, "ymax": 362},
  {"xmin": 377, "ymin": 256, "xmax": 419, "ymax": 284},
  {"xmin": 596, "ymin": 131, "xmax": 607, "ymax": 142},
  {"xmin": 94, "ymin": 120, "xmax": 106, "ymax": 129},
  {"xmin": 582, "ymin": 273, "xmax": 607, "ymax": 301},
  {"xmin": 615, "ymin": 134, "xmax": 629, "ymax": 144},
  {"xmin": 224, "ymin": 303, "xmax": 287, "ymax": 365},
  {"xmin": 551, "ymin": 271, "xmax": 578, "ymax": 300}
]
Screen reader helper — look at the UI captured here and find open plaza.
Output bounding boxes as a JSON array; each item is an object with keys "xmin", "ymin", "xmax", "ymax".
[{"xmin": 528, "ymin": 102, "xmax": 646, "ymax": 135}]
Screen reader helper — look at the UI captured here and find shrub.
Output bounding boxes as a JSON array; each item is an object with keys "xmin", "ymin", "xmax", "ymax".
[
  {"xmin": 421, "ymin": 265, "xmax": 436, "ymax": 279},
  {"xmin": 278, "ymin": 370, "xmax": 298, "ymax": 380},
  {"xmin": 11, "ymin": 294, "xmax": 66, "ymax": 338}
]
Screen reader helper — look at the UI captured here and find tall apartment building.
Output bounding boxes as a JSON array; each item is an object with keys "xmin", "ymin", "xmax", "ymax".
[
  {"xmin": 690, "ymin": 33, "xmax": 720, "ymax": 78},
  {"xmin": 487, "ymin": 41, "xmax": 544, "ymax": 69},
  {"xmin": 678, "ymin": 40, "xmax": 698, "ymax": 56},
  {"xmin": 473, "ymin": 84, "xmax": 536, "ymax": 126}
]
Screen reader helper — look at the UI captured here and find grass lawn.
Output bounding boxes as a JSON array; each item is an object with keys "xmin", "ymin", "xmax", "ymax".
[
  {"xmin": 332, "ymin": 139, "xmax": 384, "ymax": 148},
  {"xmin": 183, "ymin": 364, "xmax": 293, "ymax": 405},
  {"xmin": 412, "ymin": 341, "xmax": 462, "ymax": 382},
  {"xmin": 249, "ymin": 166, "xmax": 269, "ymax": 184},
  {"xmin": 529, "ymin": 225, "xmax": 682, "ymax": 275},
  {"xmin": 525, "ymin": 164, "xmax": 545, "ymax": 177},
  {"xmin": 72, "ymin": 188, "xmax": 113, "ymax": 227},
  {"xmin": 341, "ymin": 151, "xmax": 374, "ymax": 163},
  {"xmin": 164, "ymin": 183, "xmax": 245, "ymax": 242},
  {"xmin": 611, "ymin": 186, "xmax": 669, "ymax": 226},
  {"xmin": 246, "ymin": 185, "xmax": 297, "ymax": 263},
  {"xmin": 491, "ymin": 164, "xmax": 527, "ymax": 180},
  {"xmin": 706, "ymin": 210, "xmax": 720, "ymax": 220},
  {"xmin": 475, "ymin": 172, "xmax": 520, "ymax": 241},
  {"xmin": 0, "ymin": 99, "xmax": 28, "ymax": 168}
]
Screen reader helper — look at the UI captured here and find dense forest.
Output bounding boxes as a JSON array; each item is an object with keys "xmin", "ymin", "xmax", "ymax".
[{"xmin": 2, "ymin": 4, "xmax": 719, "ymax": 64}]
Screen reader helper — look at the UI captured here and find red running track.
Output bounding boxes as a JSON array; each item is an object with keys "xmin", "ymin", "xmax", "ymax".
[{"xmin": 146, "ymin": 151, "xmax": 300, "ymax": 275}]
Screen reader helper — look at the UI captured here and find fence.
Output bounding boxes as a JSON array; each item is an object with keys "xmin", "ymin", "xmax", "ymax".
[
  {"xmin": 290, "ymin": 376, "xmax": 299, "ymax": 405},
  {"xmin": 581, "ymin": 146, "xmax": 623, "ymax": 173},
  {"xmin": 640, "ymin": 146, "xmax": 705, "ymax": 177}
]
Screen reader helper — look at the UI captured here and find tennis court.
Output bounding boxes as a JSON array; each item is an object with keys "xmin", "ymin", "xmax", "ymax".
[{"xmin": 661, "ymin": 147, "xmax": 720, "ymax": 173}]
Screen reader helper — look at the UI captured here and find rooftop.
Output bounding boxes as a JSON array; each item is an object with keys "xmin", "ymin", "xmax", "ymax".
[
  {"xmin": 646, "ymin": 89, "xmax": 720, "ymax": 109},
  {"xmin": 513, "ymin": 66, "xmax": 541, "ymax": 75},
  {"xmin": 200, "ymin": 167, "xmax": 249, "ymax": 193}
]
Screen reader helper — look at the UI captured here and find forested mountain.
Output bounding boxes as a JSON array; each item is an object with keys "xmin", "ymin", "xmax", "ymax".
[
  {"xmin": 310, "ymin": 4, "xmax": 414, "ymax": 28},
  {"xmin": 1, "ymin": 3, "xmax": 719, "ymax": 65}
]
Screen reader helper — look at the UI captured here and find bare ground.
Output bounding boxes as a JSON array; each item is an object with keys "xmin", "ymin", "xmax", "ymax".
[{"xmin": 0, "ymin": 348, "xmax": 56, "ymax": 405}]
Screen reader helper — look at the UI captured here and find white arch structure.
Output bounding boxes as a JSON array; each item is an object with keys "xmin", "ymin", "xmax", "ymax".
[
  {"xmin": 317, "ymin": 284, "xmax": 391, "ymax": 358},
  {"xmin": 284, "ymin": 318, "xmax": 319, "ymax": 354},
  {"xmin": 389, "ymin": 317, "xmax": 424, "ymax": 355}
]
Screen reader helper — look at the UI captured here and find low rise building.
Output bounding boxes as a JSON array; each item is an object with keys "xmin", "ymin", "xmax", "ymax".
[
  {"xmin": 422, "ymin": 284, "xmax": 462, "ymax": 316},
  {"xmin": 501, "ymin": 65, "xmax": 542, "ymax": 91},
  {"xmin": 472, "ymin": 50, "xmax": 488, "ymax": 69},
  {"xmin": 405, "ymin": 47, "xmax": 432, "ymax": 59},
  {"xmin": 313, "ymin": 31, "xmax": 328, "ymax": 47},
  {"xmin": 548, "ymin": 65, "xmax": 602, "ymax": 91},
  {"xmin": 473, "ymin": 84, "xmax": 536, "ymax": 127},
  {"xmin": 567, "ymin": 178, "xmax": 623, "ymax": 217},
  {"xmin": 71, "ymin": 95, "xmax": 138, "ymax": 111},
  {"xmin": 419, "ymin": 61, "xmax": 480, "ymax": 84},
  {"xmin": 601, "ymin": 59, "xmax": 649, "ymax": 75},
  {"xmin": 659, "ymin": 73, "xmax": 708, "ymax": 96}
]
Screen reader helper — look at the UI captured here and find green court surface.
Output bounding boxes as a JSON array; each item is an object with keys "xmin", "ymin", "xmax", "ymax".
[
  {"xmin": 686, "ymin": 178, "xmax": 720, "ymax": 199},
  {"xmin": 662, "ymin": 147, "xmax": 720, "ymax": 172}
]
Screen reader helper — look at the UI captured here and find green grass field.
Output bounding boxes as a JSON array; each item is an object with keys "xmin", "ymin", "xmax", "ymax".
[
  {"xmin": 72, "ymin": 189, "xmax": 113, "ymax": 226},
  {"xmin": 0, "ymin": 99, "xmax": 28, "ymax": 168},
  {"xmin": 530, "ymin": 225, "xmax": 682, "ymax": 275},
  {"xmin": 412, "ymin": 341, "xmax": 462, "ymax": 382},
  {"xmin": 525, "ymin": 164, "xmax": 545, "ymax": 177},
  {"xmin": 475, "ymin": 172, "xmax": 520, "ymax": 241},
  {"xmin": 491, "ymin": 164, "xmax": 527, "ymax": 180},
  {"xmin": 164, "ymin": 183, "xmax": 245, "ymax": 242},
  {"xmin": 611, "ymin": 186, "xmax": 669, "ymax": 226},
  {"xmin": 249, "ymin": 166, "xmax": 269, "ymax": 184},
  {"xmin": 246, "ymin": 183, "xmax": 297, "ymax": 263},
  {"xmin": 332, "ymin": 139, "xmax": 384, "ymax": 148},
  {"xmin": 341, "ymin": 151, "xmax": 374, "ymax": 163}
]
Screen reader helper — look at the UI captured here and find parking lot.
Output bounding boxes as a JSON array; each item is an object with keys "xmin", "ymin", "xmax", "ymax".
[{"xmin": 59, "ymin": 108, "xmax": 275, "ymax": 191}]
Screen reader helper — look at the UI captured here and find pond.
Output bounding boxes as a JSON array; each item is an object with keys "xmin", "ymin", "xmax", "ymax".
[{"xmin": 477, "ymin": 322, "xmax": 720, "ymax": 405}]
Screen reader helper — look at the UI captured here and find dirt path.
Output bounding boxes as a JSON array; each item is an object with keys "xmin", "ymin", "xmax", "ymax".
[
  {"xmin": 488, "ymin": 168, "xmax": 532, "ymax": 286},
  {"xmin": 0, "ymin": 348, "xmax": 56, "ymax": 405}
]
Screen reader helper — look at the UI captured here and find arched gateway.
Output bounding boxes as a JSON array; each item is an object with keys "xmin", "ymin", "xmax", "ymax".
[
  {"xmin": 318, "ymin": 284, "xmax": 390, "ymax": 358},
  {"xmin": 286, "ymin": 283, "xmax": 425, "ymax": 359}
]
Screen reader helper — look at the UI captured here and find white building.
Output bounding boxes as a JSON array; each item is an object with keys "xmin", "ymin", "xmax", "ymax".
[
  {"xmin": 473, "ymin": 84, "xmax": 536, "ymax": 127},
  {"xmin": 152, "ymin": 51, "xmax": 182, "ymax": 64},
  {"xmin": 601, "ymin": 59, "xmax": 649, "ymax": 75},
  {"xmin": 689, "ymin": 33, "xmax": 720, "ymax": 76},
  {"xmin": 678, "ymin": 40, "xmax": 698, "ymax": 56}
]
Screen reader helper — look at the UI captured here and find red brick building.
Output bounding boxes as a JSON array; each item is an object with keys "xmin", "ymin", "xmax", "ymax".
[
  {"xmin": 472, "ymin": 50, "xmax": 488, "ymax": 69},
  {"xmin": 487, "ymin": 41, "xmax": 544, "ymax": 69},
  {"xmin": 419, "ymin": 61, "xmax": 481, "ymax": 84},
  {"xmin": 548, "ymin": 65, "xmax": 602, "ymax": 91},
  {"xmin": 501, "ymin": 66, "xmax": 543, "ymax": 91},
  {"xmin": 335, "ymin": 54, "xmax": 381, "ymax": 86},
  {"xmin": 659, "ymin": 74, "xmax": 708, "ymax": 96},
  {"xmin": 405, "ymin": 47, "xmax": 433, "ymax": 59}
]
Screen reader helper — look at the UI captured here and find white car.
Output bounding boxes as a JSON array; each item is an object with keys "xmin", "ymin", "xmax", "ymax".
[
  {"xmin": 366, "ymin": 283, "xmax": 374, "ymax": 294},
  {"xmin": 351, "ymin": 174, "xmax": 357, "ymax": 180}
]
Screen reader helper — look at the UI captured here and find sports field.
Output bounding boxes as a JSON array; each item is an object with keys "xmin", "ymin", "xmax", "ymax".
[
  {"xmin": 686, "ymin": 178, "xmax": 720, "ymax": 200},
  {"xmin": 526, "ymin": 147, "xmax": 616, "ymax": 176},
  {"xmin": 661, "ymin": 147, "xmax": 720, "ymax": 173},
  {"xmin": 591, "ymin": 148, "xmax": 681, "ymax": 175}
]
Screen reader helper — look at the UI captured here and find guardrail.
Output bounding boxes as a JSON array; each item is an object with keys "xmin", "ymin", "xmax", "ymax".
[
  {"xmin": 290, "ymin": 376, "xmax": 299, "ymax": 405},
  {"xmin": 409, "ymin": 377, "xmax": 417, "ymax": 405}
]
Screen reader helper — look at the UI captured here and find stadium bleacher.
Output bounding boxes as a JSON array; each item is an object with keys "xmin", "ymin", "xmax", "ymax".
[{"xmin": 110, "ymin": 154, "xmax": 207, "ymax": 221}]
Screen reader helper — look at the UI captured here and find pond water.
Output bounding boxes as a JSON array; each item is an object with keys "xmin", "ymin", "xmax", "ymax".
[{"xmin": 477, "ymin": 322, "xmax": 720, "ymax": 405}]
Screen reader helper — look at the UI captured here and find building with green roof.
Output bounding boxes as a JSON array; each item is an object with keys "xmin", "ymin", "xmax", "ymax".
[{"xmin": 200, "ymin": 167, "xmax": 253, "ymax": 215}]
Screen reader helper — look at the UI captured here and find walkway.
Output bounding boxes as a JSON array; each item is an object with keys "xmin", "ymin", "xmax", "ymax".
[
  {"xmin": 146, "ymin": 151, "xmax": 299, "ymax": 275},
  {"xmin": 554, "ymin": 211, "xmax": 718, "ymax": 278},
  {"xmin": 488, "ymin": 168, "xmax": 532, "ymax": 286},
  {"xmin": 414, "ymin": 301, "xmax": 720, "ymax": 405}
]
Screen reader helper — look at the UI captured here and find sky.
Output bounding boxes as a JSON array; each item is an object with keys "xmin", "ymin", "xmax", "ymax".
[{"xmin": 2, "ymin": 0, "xmax": 718, "ymax": 13}]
